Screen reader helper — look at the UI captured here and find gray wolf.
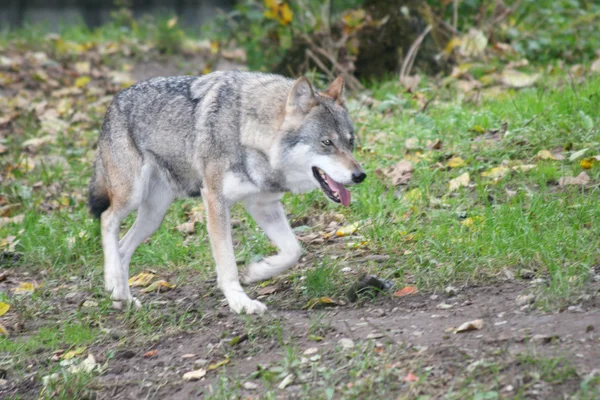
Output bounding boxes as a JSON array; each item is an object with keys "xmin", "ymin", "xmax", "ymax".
[{"xmin": 88, "ymin": 71, "xmax": 366, "ymax": 314}]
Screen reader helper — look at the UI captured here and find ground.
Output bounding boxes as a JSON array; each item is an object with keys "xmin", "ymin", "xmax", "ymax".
[{"xmin": 1, "ymin": 31, "xmax": 600, "ymax": 399}]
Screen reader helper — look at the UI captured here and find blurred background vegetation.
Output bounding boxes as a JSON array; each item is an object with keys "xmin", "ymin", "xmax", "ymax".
[{"xmin": 2, "ymin": 0, "xmax": 599, "ymax": 84}]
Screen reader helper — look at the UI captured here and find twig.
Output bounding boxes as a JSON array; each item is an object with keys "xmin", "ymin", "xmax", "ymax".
[
  {"xmin": 305, "ymin": 49, "xmax": 336, "ymax": 81},
  {"xmin": 399, "ymin": 25, "xmax": 432, "ymax": 82},
  {"xmin": 453, "ymin": 0, "xmax": 459, "ymax": 32},
  {"xmin": 420, "ymin": 93, "xmax": 437, "ymax": 113}
]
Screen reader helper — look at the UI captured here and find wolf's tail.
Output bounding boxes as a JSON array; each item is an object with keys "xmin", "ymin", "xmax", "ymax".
[{"xmin": 88, "ymin": 158, "xmax": 110, "ymax": 219}]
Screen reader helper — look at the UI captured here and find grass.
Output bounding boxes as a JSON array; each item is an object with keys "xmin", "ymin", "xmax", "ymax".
[{"xmin": 1, "ymin": 21, "xmax": 599, "ymax": 399}]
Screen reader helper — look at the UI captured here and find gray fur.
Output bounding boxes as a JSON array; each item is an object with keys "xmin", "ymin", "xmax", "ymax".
[{"xmin": 89, "ymin": 71, "xmax": 365, "ymax": 314}]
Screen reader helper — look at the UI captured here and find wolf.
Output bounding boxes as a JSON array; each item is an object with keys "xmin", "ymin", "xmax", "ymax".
[{"xmin": 88, "ymin": 71, "xmax": 366, "ymax": 314}]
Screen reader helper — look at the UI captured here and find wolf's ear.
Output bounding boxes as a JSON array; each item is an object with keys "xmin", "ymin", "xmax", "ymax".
[
  {"xmin": 286, "ymin": 77, "xmax": 316, "ymax": 115},
  {"xmin": 320, "ymin": 75, "xmax": 345, "ymax": 105}
]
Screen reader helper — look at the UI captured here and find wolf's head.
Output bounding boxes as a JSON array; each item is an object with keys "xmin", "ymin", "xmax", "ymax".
[{"xmin": 278, "ymin": 76, "xmax": 366, "ymax": 206}]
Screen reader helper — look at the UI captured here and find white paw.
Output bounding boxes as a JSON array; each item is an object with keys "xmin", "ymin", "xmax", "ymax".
[
  {"xmin": 112, "ymin": 296, "xmax": 142, "ymax": 310},
  {"xmin": 225, "ymin": 289, "xmax": 267, "ymax": 314}
]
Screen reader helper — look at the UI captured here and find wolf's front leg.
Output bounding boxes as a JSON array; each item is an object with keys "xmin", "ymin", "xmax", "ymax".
[
  {"xmin": 241, "ymin": 195, "xmax": 302, "ymax": 284},
  {"xmin": 203, "ymin": 189, "xmax": 267, "ymax": 314}
]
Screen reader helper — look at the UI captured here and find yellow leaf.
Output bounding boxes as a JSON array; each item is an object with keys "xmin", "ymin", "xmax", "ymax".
[
  {"xmin": 580, "ymin": 158, "xmax": 595, "ymax": 169},
  {"xmin": 208, "ymin": 358, "xmax": 230, "ymax": 370},
  {"xmin": 449, "ymin": 173, "xmax": 470, "ymax": 192},
  {"xmin": 140, "ymin": 280, "xmax": 176, "ymax": 293},
  {"xmin": 74, "ymin": 76, "xmax": 91, "ymax": 88},
  {"xmin": 0, "ymin": 302, "xmax": 10, "ymax": 317},
  {"xmin": 0, "ymin": 323, "xmax": 8, "ymax": 337},
  {"xmin": 461, "ymin": 216, "xmax": 483, "ymax": 228},
  {"xmin": 128, "ymin": 272, "xmax": 156, "ymax": 287},
  {"xmin": 481, "ymin": 166, "xmax": 509, "ymax": 179},
  {"xmin": 336, "ymin": 223, "xmax": 358, "ymax": 237},
  {"xmin": 279, "ymin": 3, "xmax": 293, "ymax": 25},
  {"xmin": 447, "ymin": 156, "xmax": 465, "ymax": 168},
  {"xmin": 444, "ymin": 37, "xmax": 461, "ymax": 54},
  {"xmin": 12, "ymin": 282, "xmax": 41, "ymax": 294},
  {"xmin": 210, "ymin": 41, "xmax": 219, "ymax": 54},
  {"xmin": 303, "ymin": 297, "xmax": 341, "ymax": 310},
  {"xmin": 404, "ymin": 188, "xmax": 422, "ymax": 203},
  {"xmin": 62, "ymin": 346, "xmax": 86, "ymax": 360},
  {"xmin": 167, "ymin": 16, "xmax": 178, "ymax": 29}
]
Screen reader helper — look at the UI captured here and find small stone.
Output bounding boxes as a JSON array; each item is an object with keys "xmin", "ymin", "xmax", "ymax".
[
  {"xmin": 309, "ymin": 354, "xmax": 321, "ymax": 362},
  {"xmin": 338, "ymin": 338, "xmax": 355, "ymax": 349},
  {"xmin": 183, "ymin": 369, "xmax": 206, "ymax": 381},
  {"xmin": 341, "ymin": 267, "xmax": 352, "ymax": 273},
  {"xmin": 436, "ymin": 302, "xmax": 454, "ymax": 310},
  {"xmin": 194, "ymin": 359, "xmax": 209, "ymax": 367},
  {"xmin": 372, "ymin": 308, "xmax": 386, "ymax": 318},
  {"xmin": 243, "ymin": 381, "xmax": 258, "ymax": 390},
  {"xmin": 515, "ymin": 294, "xmax": 535, "ymax": 306},
  {"xmin": 412, "ymin": 331, "xmax": 423, "ymax": 337},
  {"xmin": 303, "ymin": 347, "xmax": 318, "ymax": 356},
  {"xmin": 429, "ymin": 294, "xmax": 439, "ymax": 300},
  {"xmin": 366, "ymin": 332, "xmax": 384, "ymax": 339},
  {"xmin": 181, "ymin": 354, "xmax": 196, "ymax": 359},
  {"xmin": 568, "ymin": 305, "xmax": 584, "ymax": 313}
]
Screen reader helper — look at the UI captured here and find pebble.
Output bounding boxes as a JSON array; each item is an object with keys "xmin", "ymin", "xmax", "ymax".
[
  {"xmin": 278, "ymin": 373, "xmax": 294, "ymax": 389},
  {"xmin": 371, "ymin": 308, "xmax": 386, "ymax": 318},
  {"xmin": 194, "ymin": 359, "xmax": 209, "ymax": 367},
  {"xmin": 444, "ymin": 286, "xmax": 459, "ymax": 296},
  {"xmin": 338, "ymin": 338, "xmax": 355, "ymax": 349},
  {"xmin": 82, "ymin": 300, "xmax": 98, "ymax": 308},
  {"xmin": 341, "ymin": 267, "xmax": 352, "ymax": 273},
  {"xmin": 366, "ymin": 332, "xmax": 384, "ymax": 339},
  {"xmin": 515, "ymin": 294, "xmax": 535, "ymax": 306},
  {"xmin": 182, "ymin": 369, "xmax": 206, "ymax": 381},
  {"xmin": 243, "ymin": 381, "xmax": 258, "ymax": 390},
  {"xmin": 303, "ymin": 347, "xmax": 318, "ymax": 356}
]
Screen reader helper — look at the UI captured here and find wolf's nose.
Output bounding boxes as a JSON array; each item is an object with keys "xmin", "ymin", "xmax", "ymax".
[{"xmin": 352, "ymin": 171, "xmax": 366, "ymax": 183}]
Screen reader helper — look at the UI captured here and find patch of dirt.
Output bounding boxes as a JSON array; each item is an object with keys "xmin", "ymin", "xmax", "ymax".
[{"xmin": 4, "ymin": 278, "xmax": 597, "ymax": 399}]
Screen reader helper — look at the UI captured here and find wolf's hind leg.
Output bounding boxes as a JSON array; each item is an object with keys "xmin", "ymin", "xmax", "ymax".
[
  {"xmin": 241, "ymin": 195, "xmax": 302, "ymax": 284},
  {"xmin": 102, "ymin": 204, "xmax": 141, "ymax": 309},
  {"xmin": 119, "ymin": 176, "xmax": 173, "ymax": 268}
]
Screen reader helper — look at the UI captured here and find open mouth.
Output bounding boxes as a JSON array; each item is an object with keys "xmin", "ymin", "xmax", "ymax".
[{"xmin": 312, "ymin": 167, "xmax": 351, "ymax": 206}]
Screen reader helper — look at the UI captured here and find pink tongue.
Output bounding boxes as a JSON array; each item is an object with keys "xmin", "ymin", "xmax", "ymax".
[{"xmin": 326, "ymin": 175, "xmax": 351, "ymax": 206}]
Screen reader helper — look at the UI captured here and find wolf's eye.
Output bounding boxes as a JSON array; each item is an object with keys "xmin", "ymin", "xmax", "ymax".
[{"xmin": 322, "ymin": 139, "xmax": 333, "ymax": 146}]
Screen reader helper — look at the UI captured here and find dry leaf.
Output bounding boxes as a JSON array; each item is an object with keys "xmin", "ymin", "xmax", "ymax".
[
  {"xmin": 303, "ymin": 297, "xmax": 342, "ymax": 310},
  {"xmin": 22, "ymin": 135, "xmax": 55, "ymax": 149},
  {"xmin": 62, "ymin": 346, "xmax": 86, "ymax": 360},
  {"xmin": 579, "ymin": 158, "xmax": 596, "ymax": 170},
  {"xmin": 501, "ymin": 70, "xmax": 539, "ymax": 88},
  {"xmin": 405, "ymin": 137, "xmax": 420, "ymax": 150},
  {"xmin": 512, "ymin": 164, "xmax": 536, "ymax": 172},
  {"xmin": 400, "ymin": 75, "xmax": 421, "ymax": 92},
  {"xmin": 128, "ymin": 272, "xmax": 156, "ymax": 287},
  {"xmin": 208, "ymin": 358, "xmax": 230, "ymax": 370},
  {"xmin": 0, "ymin": 214, "xmax": 24, "ymax": 228},
  {"xmin": 12, "ymin": 281, "xmax": 41, "ymax": 294},
  {"xmin": 536, "ymin": 149, "xmax": 564, "ymax": 161},
  {"xmin": 426, "ymin": 139, "xmax": 442, "ymax": 150},
  {"xmin": 403, "ymin": 372, "xmax": 419, "ymax": 382},
  {"xmin": 447, "ymin": 156, "xmax": 465, "ymax": 168},
  {"xmin": 176, "ymin": 221, "xmax": 196, "ymax": 235},
  {"xmin": 140, "ymin": 280, "xmax": 175, "ymax": 293},
  {"xmin": 143, "ymin": 350, "xmax": 158, "ymax": 358},
  {"xmin": 393, "ymin": 286, "xmax": 418, "ymax": 297},
  {"xmin": 383, "ymin": 160, "xmax": 414, "ymax": 186},
  {"xmin": 257, "ymin": 285, "xmax": 278, "ymax": 296},
  {"xmin": 481, "ymin": 166, "xmax": 509, "ymax": 179},
  {"xmin": 336, "ymin": 223, "xmax": 358, "ymax": 237},
  {"xmin": 0, "ymin": 302, "xmax": 9, "ymax": 316},
  {"xmin": 449, "ymin": 173, "xmax": 470, "ymax": 192},
  {"xmin": 558, "ymin": 172, "xmax": 590, "ymax": 186},
  {"xmin": 183, "ymin": 368, "xmax": 206, "ymax": 381},
  {"xmin": 0, "ymin": 324, "xmax": 9, "ymax": 337},
  {"xmin": 455, "ymin": 319, "xmax": 484, "ymax": 333}
]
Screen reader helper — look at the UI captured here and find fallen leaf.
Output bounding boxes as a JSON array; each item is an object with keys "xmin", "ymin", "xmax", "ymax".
[
  {"xmin": 140, "ymin": 280, "xmax": 175, "ymax": 293},
  {"xmin": 536, "ymin": 149, "xmax": 564, "ymax": 161},
  {"xmin": 143, "ymin": 350, "xmax": 158, "ymax": 358},
  {"xmin": 228, "ymin": 334, "xmax": 249, "ymax": 346},
  {"xmin": 569, "ymin": 148, "xmax": 589, "ymax": 161},
  {"xmin": 405, "ymin": 137, "xmax": 420, "ymax": 150},
  {"xmin": 403, "ymin": 372, "xmax": 419, "ymax": 382},
  {"xmin": 501, "ymin": 70, "xmax": 540, "ymax": 88},
  {"xmin": 0, "ymin": 214, "xmax": 25, "ymax": 228},
  {"xmin": 62, "ymin": 346, "xmax": 86, "ymax": 360},
  {"xmin": 512, "ymin": 164, "xmax": 536, "ymax": 172},
  {"xmin": 0, "ymin": 302, "xmax": 9, "ymax": 317},
  {"xmin": 175, "ymin": 221, "xmax": 196, "ymax": 235},
  {"xmin": 558, "ymin": 172, "xmax": 590, "ymax": 186},
  {"xmin": 455, "ymin": 319, "xmax": 484, "ymax": 333},
  {"xmin": 257, "ymin": 285, "xmax": 278, "ymax": 296},
  {"xmin": 183, "ymin": 368, "xmax": 206, "ymax": 381},
  {"xmin": 447, "ymin": 156, "xmax": 465, "ymax": 168},
  {"xmin": 303, "ymin": 297, "xmax": 342, "ymax": 310},
  {"xmin": 278, "ymin": 373, "xmax": 295, "ymax": 390},
  {"xmin": 393, "ymin": 286, "xmax": 418, "ymax": 297},
  {"xmin": 481, "ymin": 166, "xmax": 509, "ymax": 179},
  {"xmin": 167, "ymin": 16, "xmax": 178, "ymax": 28},
  {"xmin": 22, "ymin": 135, "xmax": 55, "ymax": 149},
  {"xmin": 449, "ymin": 173, "xmax": 470, "ymax": 192},
  {"xmin": 403, "ymin": 188, "xmax": 422, "ymax": 203},
  {"xmin": 426, "ymin": 139, "xmax": 442, "ymax": 150},
  {"xmin": 74, "ymin": 76, "xmax": 91, "ymax": 88},
  {"xmin": 128, "ymin": 272, "xmax": 156, "ymax": 287},
  {"xmin": 383, "ymin": 160, "xmax": 413, "ymax": 186},
  {"xmin": 580, "ymin": 158, "xmax": 595, "ymax": 170},
  {"xmin": 400, "ymin": 75, "xmax": 421, "ymax": 92},
  {"xmin": 12, "ymin": 281, "xmax": 41, "ymax": 294},
  {"xmin": 0, "ymin": 324, "xmax": 8, "ymax": 337},
  {"xmin": 336, "ymin": 223, "xmax": 358, "ymax": 237},
  {"xmin": 208, "ymin": 358, "xmax": 230, "ymax": 370}
]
